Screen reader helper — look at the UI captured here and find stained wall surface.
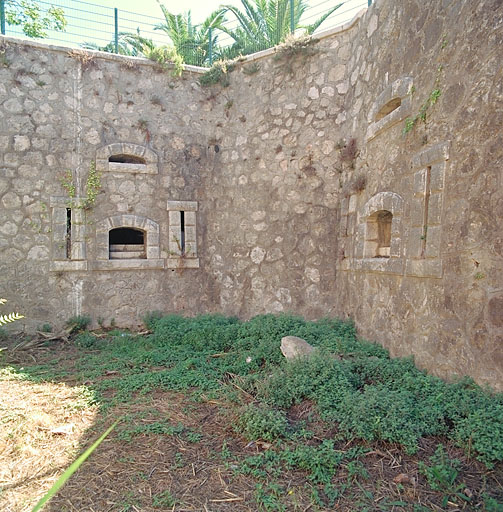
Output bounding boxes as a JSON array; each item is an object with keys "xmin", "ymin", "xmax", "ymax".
[{"xmin": 0, "ymin": 0, "xmax": 502, "ymax": 389}]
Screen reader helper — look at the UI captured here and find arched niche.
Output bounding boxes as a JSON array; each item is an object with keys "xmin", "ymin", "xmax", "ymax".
[{"xmin": 96, "ymin": 143, "xmax": 158, "ymax": 174}]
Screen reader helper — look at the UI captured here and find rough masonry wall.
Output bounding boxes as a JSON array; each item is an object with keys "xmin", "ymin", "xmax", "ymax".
[{"xmin": 0, "ymin": 0, "xmax": 501, "ymax": 389}]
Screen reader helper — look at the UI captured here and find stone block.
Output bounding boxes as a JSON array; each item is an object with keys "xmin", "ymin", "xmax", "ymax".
[
  {"xmin": 185, "ymin": 242, "xmax": 197, "ymax": 257},
  {"xmin": 411, "ymin": 141, "xmax": 450, "ymax": 170},
  {"xmin": 147, "ymin": 232, "xmax": 160, "ymax": 246},
  {"xmin": 72, "ymin": 223, "xmax": 86, "ymax": 242},
  {"xmin": 71, "ymin": 241, "xmax": 86, "ymax": 260},
  {"xmin": 184, "ymin": 211, "xmax": 196, "ymax": 226},
  {"xmin": 93, "ymin": 259, "xmax": 165, "ymax": 270},
  {"xmin": 52, "ymin": 241, "xmax": 67, "ymax": 260},
  {"xmin": 184, "ymin": 226, "xmax": 196, "ymax": 243},
  {"xmin": 167, "ymin": 257, "xmax": 199, "ymax": 269},
  {"xmin": 406, "ymin": 227, "xmax": 424, "ymax": 258},
  {"xmin": 430, "ymin": 162, "xmax": 445, "ymax": 192},
  {"xmin": 348, "ymin": 194, "xmax": 357, "ymax": 213},
  {"xmin": 50, "ymin": 260, "xmax": 88, "ymax": 272},
  {"xmin": 405, "ymin": 259, "xmax": 443, "ymax": 278},
  {"xmin": 167, "ymin": 200, "xmax": 198, "ymax": 211},
  {"xmin": 409, "ymin": 197, "xmax": 424, "ymax": 226},
  {"xmin": 169, "ymin": 210, "xmax": 181, "ymax": 226},
  {"xmin": 52, "ymin": 206, "xmax": 67, "ymax": 224},
  {"xmin": 425, "ymin": 226, "xmax": 441, "ymax": 259},
  {"xmin": 390, "ymin": 237, "xmax": 401, "ymax": 258},
  {"xmin": 427, "ymin": 193, "xmax": 443, "ymax": 225},
  {"xmin": 147, "ymin": 246, "xmax": 160, "ymax": 259},
  {"xmin": 72, "ymin": 208, "xmax": 86, "ymax": 226},
  {"xmin": 414, "ymin": 169, "xmax": 427, "ymax": 195}
]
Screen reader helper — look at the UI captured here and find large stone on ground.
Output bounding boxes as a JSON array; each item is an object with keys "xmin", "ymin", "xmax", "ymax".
[{"xmin": 281, "ymin": 336, "xmax": 315, "ymax": 359}]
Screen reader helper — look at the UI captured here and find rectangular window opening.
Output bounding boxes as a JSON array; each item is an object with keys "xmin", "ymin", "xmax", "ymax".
[
  {"xmin": 66, "ymin": 208, "xmax": 72, "ymax": 259},
  {"xmin": 180, "ymin": 211, "xmax": 186, "ymax": 254}
]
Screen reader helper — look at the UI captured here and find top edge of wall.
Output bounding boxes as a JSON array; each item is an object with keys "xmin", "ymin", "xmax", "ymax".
[{"xmin": 0, "ymin": 4, "xmax": 369, "ymax": 75}]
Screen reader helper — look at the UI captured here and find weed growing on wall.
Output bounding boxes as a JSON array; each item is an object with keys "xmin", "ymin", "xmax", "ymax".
[
  {"xmin": 59, "ymin": 162, "xmax": 101, "ymax": 209},
  {"xmin": 403, "ymin": 88, "xmax": 442, "ymax": 134},
  {"xmin": 143, "ymin": 46, "xmax": 183, "ymax": 77},
  {"xmin": 404, "ymin": 39, "xmax": 447, "ymax": 135},
  {"xmin": 60, "ymin": 170, "xmax": 76, "ymax": 199},
  {"xmin": 274, "ymin": 34, "xmax": 319, "ymax": 73},
  {"xmin": 82, "ymin": 161, "xmax": 101, "ymax": 209},
  {"xmin": 242, "ymin": 62, "xmax": 260, "ymax": 75},
  {"xmin": 199, "ymin": 59, "xmax": 236, "ymax": 87}
]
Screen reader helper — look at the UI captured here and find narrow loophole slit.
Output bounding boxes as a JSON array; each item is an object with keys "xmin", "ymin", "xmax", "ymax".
[
  {"xmin": 66, "ymin": 208, "xmax": 71, "ymax": 259},
  {"xmin": 180, "ymin": 211, "xmax": 186, "ymax": 254}
]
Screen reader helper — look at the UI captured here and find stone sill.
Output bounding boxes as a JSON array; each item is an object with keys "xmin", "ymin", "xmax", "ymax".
[
  {"xmin": 93, "ymin": 259, "xmax": 165, "ymax": 270},
  {"xmin": 352, "ymin": 257, "xmax": 405, "ymax": 275},
  {"xmin": 338, "ymin": 257, "xmax": 443, "ymax": 278},
  {"xmin": 167, "ymin": 258, "xmax": 200, "ymax": 269},
  {"xmin": 50, "ymin": 260, "xmax": 88, "ymax": 272},
  {"xmin": 405, "ymin": 259, "xmax": 443, "ymax": 278}
]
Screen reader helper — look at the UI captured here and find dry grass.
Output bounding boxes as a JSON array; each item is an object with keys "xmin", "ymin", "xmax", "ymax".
[{"xmin": 0, "ymin": 368, "xmax": 97, "ymax": 512}]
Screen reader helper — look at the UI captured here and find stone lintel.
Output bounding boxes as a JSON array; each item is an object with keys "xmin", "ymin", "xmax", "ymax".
[
  {"xmin": 167, "ymin": 200, "xmax": 198, "ymax": 211},
  {"xmin": 411, "ymin": 141, "xmax": 450, "ymax": 170},
  {"xmin": 50, "ymin": 260, "xmax": 88, "ymax": 272}
]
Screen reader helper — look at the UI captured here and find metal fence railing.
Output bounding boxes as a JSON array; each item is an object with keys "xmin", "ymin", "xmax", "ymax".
[{"xmin": 0, "ymin": 0, "xmax": 371, "ymax": 67}]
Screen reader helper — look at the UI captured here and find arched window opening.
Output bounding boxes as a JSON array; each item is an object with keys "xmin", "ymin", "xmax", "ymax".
[
  {"xmin": 375, "ymin": 97, "xmax": 401, "ymax": 122},
  {"xmin": 365, "ymin": 210, "xmax": 392, "ymax": 258},
  {"xmin": 109, "ymin": 154, "xmax": 146, "ymax": 165},
  {"xmin": 109, "ymin": 228, "xmax": 146, "ymax": 259}
]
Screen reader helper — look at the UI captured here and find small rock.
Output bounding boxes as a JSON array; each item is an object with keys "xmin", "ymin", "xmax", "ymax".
[
  {"xmin": 393, "ymin": 473, "xmax": 410, "ymax": 484},
  {"xmin": 281, "ymin": 336, "xmax": 315, "ymax": 359}
]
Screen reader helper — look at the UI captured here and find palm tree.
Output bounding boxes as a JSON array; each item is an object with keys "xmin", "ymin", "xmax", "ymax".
[
  {"xmin": 216, "ymin": 0, "xmax": 342, "ymax": 57},
  {"xmin": 81, "ymin": 30, "xmax": 155, "ymax": 57},
  {"xmin": 154, "ymin": 4, "xmax": 226, "ymax": 66}
]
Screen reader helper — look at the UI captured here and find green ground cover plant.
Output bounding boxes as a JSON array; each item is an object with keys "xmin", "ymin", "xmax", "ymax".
[{"xmin": 2, "ymin": 313, "xmax": 502, "ymax": 511}]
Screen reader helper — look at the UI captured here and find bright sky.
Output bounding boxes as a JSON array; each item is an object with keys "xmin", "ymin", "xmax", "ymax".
[
  {"xmin": 95, "ymin": 0, "xmax": 365, "ymax": 24},
  {"xmin": 5, "ymin": 0, "xmax": 368, "ymax": 50}
]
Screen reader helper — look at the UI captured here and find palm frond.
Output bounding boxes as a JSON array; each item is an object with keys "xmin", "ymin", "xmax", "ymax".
[{"xmin": 302, "ymin": 3, "xmax": 343, "ymax": 35}]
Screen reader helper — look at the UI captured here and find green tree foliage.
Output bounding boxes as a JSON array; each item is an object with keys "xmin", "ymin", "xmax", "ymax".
[
  {"xmin": 217, "ymin": 0, "xmax": 342, "ymax": 58},
  {"xmin": 155, "ymin": 4, "xmax": 225, "ymax": 66},
  {"xmin": 81, "ymin": 30, "xmax": 155, "ymax": 57},
  {"xmin": 5, "ymin": 0, "xmax": 66, "ymax": 38}
]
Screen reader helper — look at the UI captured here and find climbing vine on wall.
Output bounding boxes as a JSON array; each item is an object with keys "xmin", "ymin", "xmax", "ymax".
[{"xmin": 60, "ymin": 162, "xmax": 101, "ymax": 209}]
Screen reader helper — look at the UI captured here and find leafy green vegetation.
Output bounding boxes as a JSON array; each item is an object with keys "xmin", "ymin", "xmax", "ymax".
[
  {"xmin": 21, "ymin": 313, "xmax": 503, "ymax": 467},
  {"xmin": 65, "ymin": 314, "xmax": 91, "ymax": 334},
  {"xmin": 5, "ymin": 0, "xmax": 66, "ymax": 39},
  {"xmin": 5, "ymin": 313, "xmax": 502, "ymax": 510},
  {"xmin": 217, "ymin": 0, "xmax": 341, "ymax": 59},
  {"xmin": 154, "ymin": 7, "xmax": 225, "ymax": 66}
]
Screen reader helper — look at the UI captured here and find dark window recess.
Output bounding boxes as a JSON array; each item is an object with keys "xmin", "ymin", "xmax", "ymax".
[
  {"xmin": 375, "ymin": 97, "xmax": 401, "ymax": 121},
  {"xmin": 109, "ymin": 228, "xmax": 146, "ymax": 259},
  {"xmin": 180, "ymin": 211, "xmax": 186, "ymax": 254},
  {"xmin": 66, "ymin": 208, "xmax": 71, "ymax": 259},
  {"xmin": 366, "ymin": 210, "xmax": 393, "ymax": 258},
  {"xmin": 109, "ymin": 154, "xmax": 146, "ymax": 165}
]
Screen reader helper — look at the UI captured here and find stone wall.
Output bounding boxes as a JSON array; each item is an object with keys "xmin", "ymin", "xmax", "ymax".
[{"xmin": 0, "ymin": 0, "xmax": 502, "ymax": 389}]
